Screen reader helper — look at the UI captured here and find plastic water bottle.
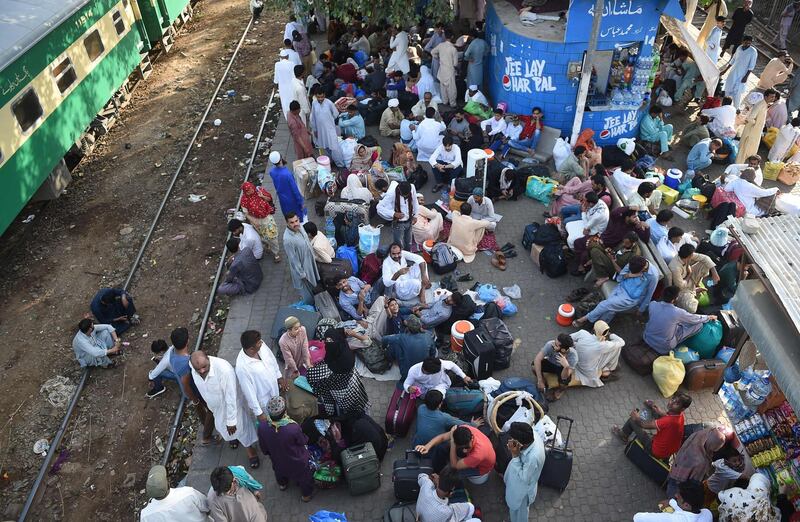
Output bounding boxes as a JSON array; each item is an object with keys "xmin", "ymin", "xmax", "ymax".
[
  {"xmin": 441, "ymin": 190, "xmax": 450, "ymax": 207},
  {"xmin": 744, "ymin": 375, "xmax": 772, "ymax": 407},
  {"xmin": 324, "ymin": 216, "xmax": 335, "ymax": 237}
]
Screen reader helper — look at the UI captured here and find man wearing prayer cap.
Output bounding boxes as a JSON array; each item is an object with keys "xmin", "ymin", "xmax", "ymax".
[
  {"xmin": 258, "ymin": 395, "xmax": 315, "ymax": 502},
  {"xmin": 275, "ymin": 48, "xmax": 296, "ymax": 119},
  {"xmin": 464, "ymin": 84, "xmax": 489, "ymax": 106},
  {"xmin": 503, "ymin": 422, "xmax": 546, "ymax": 522},
  {"xmin": 268, "ymin": 151, "xmax": 306, "ymax": 221},
  {"xmin": 140, "ymin": 464, "xmax": 210, "ymax": 521},
  {"xmin": 380, "ymin": 97, "xmax": 403, "ymax": 137}
]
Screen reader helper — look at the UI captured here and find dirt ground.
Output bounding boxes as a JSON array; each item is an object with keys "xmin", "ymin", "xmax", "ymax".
[{"xmin": 0, "ymin": 2, "xmax": 284, "ymax": 520}]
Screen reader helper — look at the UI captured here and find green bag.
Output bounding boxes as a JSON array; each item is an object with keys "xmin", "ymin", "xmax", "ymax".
[
  {"xmin": 525, "ymin": 175, "xmax": 559, "ymax": 205},
  {"xmin": 463, "ymin": 100, "xmax": 493, "ymax": 120},
  {"xmin": 684, "ymin": 320, "xmax": 723, "ymax": 359},
  {"xmin": 313, "ymin": 462, "xmax": 342, "ymax": 489}
]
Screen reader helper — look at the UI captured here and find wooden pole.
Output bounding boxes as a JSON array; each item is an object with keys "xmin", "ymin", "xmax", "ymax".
[{"xmin": 570, "ymin": 0, "xmax": 605, "ymax": 145}]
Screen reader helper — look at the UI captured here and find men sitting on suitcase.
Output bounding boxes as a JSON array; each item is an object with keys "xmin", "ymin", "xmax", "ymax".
[
  {"xmin": 643, "ymin": 286, "xmax": 717, "ymax": 355},
  {"xmin": 415, "ymin": 424, "xmax": 496, "ymax": 484},
  {"xmin": 611, "ymin": 392, "xmax": 693, "ymax": 461},
  {"xmin": 413, "ymin": 390, "xmax": 483, "ymax": 445},
  {"xmin": 404, "ymin": 357, "xmax": 472, "ymax": 396},
  {"xmin": 382, "ymin": 242, "xmax": 431, "ymax": 305},
  {"xmin": 383, "ymin": 316, "xmax": 436, "ymax": 388},
  {"xmin": 415, "ymin": 470, "xmax": 480, "ymax": 522},
  {"xmin": 531, "ymin": 333, "xmax": 579, "ymax": 401}
]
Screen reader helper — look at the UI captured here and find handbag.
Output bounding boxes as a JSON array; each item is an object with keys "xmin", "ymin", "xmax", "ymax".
[{"xmin": 525, "ymin": 175, "xmax": 558, "ymax": 205}]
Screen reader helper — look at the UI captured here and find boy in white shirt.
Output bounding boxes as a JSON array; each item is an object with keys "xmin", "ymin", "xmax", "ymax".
[
  {"xmin": 404, "ymin": 357, "xmax": 472, "ymax": 395},
  {"xmin": 480, "ymin": 108, "xmax": 507, "ymax": 146}
]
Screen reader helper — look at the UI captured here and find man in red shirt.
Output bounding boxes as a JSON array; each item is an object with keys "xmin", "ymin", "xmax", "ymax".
[
  {"xmin": 611, "ymin": 392, "xmax": 692, "ymax": 459},
  {"xmin": 416, "ymin": 425, "xmax": 496, "ymax": 483}
]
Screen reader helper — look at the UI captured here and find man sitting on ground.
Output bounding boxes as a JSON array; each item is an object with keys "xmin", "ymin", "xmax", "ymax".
[
  {"xmin": 532, "ymin": 334, "xmax": 578, "ymax": 401},
  {"xmin": 430, "ymin": 136, "xmax": 463, "ymax": 192},
  {"xmin": 382, "ymin": 242, "xmax": 431, "ymax": 304},
  {"xmin": 383, "ymin": 315, "xmax": 436, "ymax": 387},
  {"xmin": 218, "ymin": 237, "xmax": 263, "ymax": 296},
  {"xmin": 640, "ymin": 105, "xmax": 674, "ymax": 159},
  {"xmin": 686, "ymin": 138, "xmax": 723, "ymax": 177},
  {"xmin": 557, "ymin": 145, "xmax": 588, "ymax": 183},
  {"xmin": 612, "ymin": 392, "xmax": 693, "ymax": 460},
  {"xmin": 90, "ymin": 288, "xmax": 139, "ymax": 334},
  {"xmin": 448, "ymin": 203, "xmax": 491, "ymax": 263},
  {"xmin": 644, "ymin": 286, "xmax": 717, "ymax": 354},
  {"xmin": 72, "ymin": 318, "xmax": 121, "ymax": 368},
  {"xmin": 404, "ymin": 356, "xmax": 472, "ymax": 396},
  {"xmin": 337, "ymin": 276, "xmax": 377, "ymax": 321},
  {"xmin": 669, "ymin": 244, "xmax": 720, "ymax": 313},
  {"xmin": 415, "ymin": 470, "xmax": 479, "ymax": 522},
  {"xmin": 627, "ymin": 181, "xmax": 662, "ymax": 220},
  {"xmin": 466, "ymin": 188, "xmax": 500, "ymax": 231},
  {"xmin": 140, "ymin": 464, "xmax": 209, "ymax": 521},
  {"xmin": 207, "ymin": 466, "xmax": 268, "ymax": 521},
  {"xmin": 413, "ymin": 390, "xmax": 483, "ymax": 445},
  {"xmin": 416, "ymin": 425, "xmax": 496, "ymax": 483},
  {"xmin": 227, "ymin": 218, "xmax": 264, "ymax": 260}
]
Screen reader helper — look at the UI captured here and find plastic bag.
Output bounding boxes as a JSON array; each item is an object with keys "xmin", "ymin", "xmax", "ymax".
[
  {"xmin": 502, "ymin": 405, "xmax": 535, "ymax": 432},
  {"xmin": 534, "ymin": 414, "xmax": 563, "ymax": 447},
  {"xmin": 502, "ymin": 284, "xmax": 522, "ymax": 299},
  {"xmin": 463, "ymin": 100, "xmax": 493, "ymax": 120},
  {"xmin": 673, "ymin": 346, "xmax": 700, "ymax": 364},
  {"xmin": 477, "ymin": 284, "xmax": 499, "ymax": 302},
  {"xmin": 309, "ymin": 510, "xmax": 348, "ymax": 522},
  {"xmin": 552, "ymin": 138, "xmax": 571, "ymax": 170},
  {"xmin": 652, "ymin": 351, "xmax": 686, "ymax": 398},
  {"xmin": 525, "ymin": 176, "xmax": 558, "ymax": 205},
  {"xmin": 358, "ymin": 224, "xmax": 382, "ymax": 255},
  {"xmin": 502, "ymin": 300, "xmax": 518, "ymax": 316}
]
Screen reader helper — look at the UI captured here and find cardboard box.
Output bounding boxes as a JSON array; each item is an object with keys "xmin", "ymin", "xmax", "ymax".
[
  {"xmin": 530, "ymin": 244, "xmax": 544, "ymax": 267},
  {"xmin": 657, "ymin": 184, "xmax": 680, "ymax": 206}
]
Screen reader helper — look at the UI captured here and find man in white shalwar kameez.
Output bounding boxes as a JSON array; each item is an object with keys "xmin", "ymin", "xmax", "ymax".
[
  {"xmin": 310, "ymin": 88, "xmax": 345, "ymax": 167},
  {"xmin": 413, "ymin": 108, "xmax": 446, "ymax": 163},
  {"xmin": 190, "ymin": 352, "xmax": 259, "ymax": 462},
  {"xmin": 769, "ymin": 117, "xmax": 800, "ymax": 162},
  {"xmin": 569, "ymin": 322, "xmax": 625, "ymax": 388},
  {"xmin": 721, "ymin": 36, "xmax": 757, "ymax": 109},
  {"xmin": 432, "ymin": 33, "xmax": 459, "ymax": 107},
  {"xmin": 705, "ymin": 16, "xmax": 724, "ymax": 64},
  {"xmin": 291, "ymin": 65, "xmax": 310, "ymax": 125},
  {"xmin": 387, "ymin": 28, "xmax": 410, "ymax": 74},
  {"xmin": 724, "ymin": 169, "xmax": 779, "ymax": 216},
  {"xmin": 235, "ymin": 330, "xmax": 284, "ymax": 427},
  {"xmin": 275, "ymin": 50, "xmax": 297, "ymax": 120}
]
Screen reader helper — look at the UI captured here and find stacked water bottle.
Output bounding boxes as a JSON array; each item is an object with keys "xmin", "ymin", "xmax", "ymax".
[{"xmin": 325, "ymin": 216, "xmax": 337, "ymax": 250}]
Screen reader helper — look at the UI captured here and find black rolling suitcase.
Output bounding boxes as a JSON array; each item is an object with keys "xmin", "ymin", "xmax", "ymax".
[
  {"xmin": 462, "ymin": 327, "xmax": 495, "ymax": 380},
  {"xmin": 392, "ymin": 450, "xmax": 434, "ymax": 501},
  {"xmin": 624, "ymin": 437, "xmax": 669, "ymax": 488},
  {"xmin": 538, "ymin": 415, "xmax": 574, "ymax": 493}
]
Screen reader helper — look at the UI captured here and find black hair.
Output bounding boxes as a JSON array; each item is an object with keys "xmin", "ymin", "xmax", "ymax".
[
  {"xmin": 284, "ymin": 38, "xmax": 293, "ymax": 46},
  {"xmin": 450, "ymin": 291, "xmax": 463, "ymax": 305},
  {"xmin": 424, "ymin": 389, "xmax": 444, "ymax": 410},
  {"xmin": 649, "ymin": 105, "xmax": 663, "ymax": 115},
  {"xmin": 425, "ymin": 106, "xmax": 436, "ymax": 119},
  {"xmin": 585, "ymin": 191, "xmax": 599, "ymax": 204},
  {"xmin": 290, "ymin": 100, "xmax": 301, "ymax": 111},
  {"xmin": 453, "ymin": 425, "xmax": 473, "ymax": 447},
  {"xmin": 226, "ymin": 237, "xmax": 240, "ymax": 253},
  {"xmin": 375, "ymin": 179, "xmax": 389, "ymax": 191},
  {"xmin": 591, "ymin": 172, "xmax": 606, "ymax": 186},
  {"xmin": 227, "ymin": 218, "xmax": 243, "ymax": 232},
  {"xmin": 637, "ymin": 182, "xmax": 656, "ymax": 196},
  {"xmin": 460, "ymin": 202, "xmax": 472, "ymax": 216},
  {"xmin": 398, "ymin": 181, "xmax": 412, "ymax": 196},
  {"xmin": 715, "ymin": 15, "xmax": 725, "ymax": 22},
  {"xmin": 623, "ymin": 231, "xmax": 639, "ymax": 243},
  {"xmin": 421, "ymin": 357, "xmax": 442, "ymax": 374},
  {"xmin": 443, "ymin": 136, "xmax": 454, "ymax": 146},
  {"xmin": 673, "ymin": 391, "xmax": 693, "ymax": 410},
  {"xmin": 303, "ymin": 222, "xmax": 318, "ymax": 236},
  {"xmin": 240, "ymin": 329, "xmax": 261, "ymax": 350},
  {"xmin": 151, "ymin": 339, "xmax": 168, "ymax": 354},
  {"xmin": 722, "ymin": 96, "xmax": 733, "ymax": 106},
  {"xmin": 556, "ymin": 333, "xmax": 574, "ymax": 348},
  {"xmin": 171, "ymin": 327, "xmax": 189, "ymax": 350},
  {"xmin": 210, "ymin": 467, "xmax": 234, "ymax": 495},
  {"xmin": 437, "ymin": 469, "xmax": 462, "ymax": 493},
  {"xmin": 284, "ymin": 211, "xmax": 298, "ymax": 223},
  {"xmin": 668, "ymin": 226, "xmax": 685, "ymax": 240},
  {"xmin": 493, "ymin": 108, "xmax": 504, "ymax": 115},
  {"xmin": 78, "ymin": 318, "xmax": 93, "ymax": 333},
  {"xmin": 656, "ymin": 209, "xmax": 674, "ymax": 224},
  {"xmin": 678, "ymin": 244, "xmax": 696, "ymax": 258},
  {"xmin": 677, "ymin": 480, "xmax": 705, "ymax": 513},
  {"xmin": 662, "ymin": 285, "xmax": 680, "ymax": 302},
  {"xmin": 574, "ymin": 145, "xmax": 587, "ymax": 155},
  {"xmin": 294, "ymin": 64, "xmax": 305, "ymax": 77}
]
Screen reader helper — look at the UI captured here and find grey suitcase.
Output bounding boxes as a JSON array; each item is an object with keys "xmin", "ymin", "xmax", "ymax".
[{"xmin": 342, "ymin": 442, "xmax": 381, "ymax": 495}]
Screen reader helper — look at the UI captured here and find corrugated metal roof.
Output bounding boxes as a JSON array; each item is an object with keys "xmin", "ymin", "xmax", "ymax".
[
  {"xmin": 727, "ymin": 214, "xmax": 800, "ymax": 335},
  {"xmin": 0, "ymin": 0, "xmax": 91, "ymax": 73}
]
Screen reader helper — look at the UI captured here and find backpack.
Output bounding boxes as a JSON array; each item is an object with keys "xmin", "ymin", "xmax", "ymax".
[
  {"xmin": 454, "ymin": 177, "xmax": 478, "ymax": 201},
  {"xmin": 408, "ymin": 166, "xmax": 428, "ymax": 190},
  {"xmin": 431, "ymin": 243, "xmax": 457, "ymax": 274},
  {"xmin": 522, "ymin": 222, "xmax": 540, "ymax": 251},
  {"xmin": 359, "ymin": 253, "xmax": 382, "ymax": 285},
  {"xmin": 539, "ymin": 243, "xmax": 567, "ymax": 278},
  {"xmin": 336, "ymin": 245, "xmax": 359, "ymax": 275},
  {"xmin": 356, "ymin": 342, "xmax": 391, "ymax": 374},
  {"xmin": 532, "ymin": 223, "xmax": 561, "ymax": 245}
]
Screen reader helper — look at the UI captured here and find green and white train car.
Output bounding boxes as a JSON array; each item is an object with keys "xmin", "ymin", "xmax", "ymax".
[{"xmin": 0, "ymin": 0, "xmax": 193, "ymax": 236}]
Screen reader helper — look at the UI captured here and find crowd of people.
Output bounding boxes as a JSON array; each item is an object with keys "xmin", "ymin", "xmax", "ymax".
[{"xmin": 61, "ymin": 2, "xmax": 800, "ymax": 521}]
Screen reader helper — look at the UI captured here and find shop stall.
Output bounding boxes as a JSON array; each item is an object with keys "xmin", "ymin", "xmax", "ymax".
[{"xmin": 714, "ymin": 215, "xmax": 800, "ymax": 511}]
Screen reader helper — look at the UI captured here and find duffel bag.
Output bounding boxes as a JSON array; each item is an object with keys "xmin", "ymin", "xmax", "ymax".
[
  {"xmin": 480, "ymin": 317, "xmax": 515, "ymax": 370},
  {"xmin": 683, "ymin": 320, "xmax": 722, "ymax": 360},
  {"xmin": 356, "ymin": 342, "xmax": 391, "ymax": 374}
]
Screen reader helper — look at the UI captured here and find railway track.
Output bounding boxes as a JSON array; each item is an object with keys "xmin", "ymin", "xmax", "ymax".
[{"xmin": 17, "ymin": 12, "xmax": 279, "ymax": 520}]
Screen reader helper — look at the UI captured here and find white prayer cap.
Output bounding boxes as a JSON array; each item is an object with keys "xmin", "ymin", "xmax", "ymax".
[
  {"xmin": 269, "ymin": 151, "xmax": 282, "ymax": 164},
  {"xmin": 388, "ymin": 98, "xmax": 400, "ymax": 108},
  {"xmin": 279, "ymin": 49, "xmax": 290, "ymax": 57},
  {"xmin": 617, "ymin": 137, "xmax": 636, "ymax": 156},
  {"xmin": 468, "ymin": 84, "xmax": 478, "ymax": 91}
]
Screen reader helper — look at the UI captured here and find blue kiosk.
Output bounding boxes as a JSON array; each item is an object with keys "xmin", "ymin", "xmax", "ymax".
[{"xmin": 485, "ymin": 0, "xmax": 685, "ymax": 144}]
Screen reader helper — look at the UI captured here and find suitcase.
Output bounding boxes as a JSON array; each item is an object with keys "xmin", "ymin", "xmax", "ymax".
[
  {"xmin": 341, "ymin": 442, "xmax": 381, "ymax": 495},
  {"xmin": 622, "ymin": 341, "xmax": 659, "ymax": 376},
  {"xmin": 385, "ymin": 388, "xmax": 417, "ymax": 438},
  {"xmin": 538, "ymin": 416, "xmax": 574, "ymax": 493},
  {"xmin": 683, "ymin": 359, "xmax": 725, "ymax": 390},
  {"xmin": 521, "ymin": 223, "xmax": 539, "ymax": 251},
  {"xmin": 624, "ymin": 437, "xmax": 670, "ymax": 488},
  {"xmin": 454, "ymin": 177, "xmax": 478, "ymax": 201},
  {"xmin": 318, "ymin": 258, "xmax": 354, "ymax": 291},
  {"xmin": 462, "ymin": 328, "xmax": 495, "ymax": 380},
  {"xmin": 443, "ymin": 386, "xmax": 485, "ymax": 419},
  {"xmin": 719, "ymin": 309, "xmax": 743, "ymax": 349},
  {"xmin": 392, "ymin": 450, "xmax": 434, "ymax": 501},
  {"xmin": 479, "ymin": 318, "xmax": 515, "ymax": 370}
]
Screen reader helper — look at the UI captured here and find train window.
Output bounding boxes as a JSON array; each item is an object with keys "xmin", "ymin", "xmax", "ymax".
[
  {"xmin": 83, "ymin": 30, "xmax": 105, "ymax": 62},
  {"xmin": 12, "ymin": 89, "xmax": 44, "ymax": 132},
  {"xmin": 112, "ymin": 10, "xmax": 125, "ymax": 36},
  {"xmin": 52, "ymin": 57, "xmax": 78, "ymax": 94}
]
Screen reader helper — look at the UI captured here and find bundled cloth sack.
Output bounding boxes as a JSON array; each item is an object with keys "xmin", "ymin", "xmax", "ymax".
[
  {"xmin": 684, "ymin": 320, "xmax": 722, "ymax": 360},
  {"xmin": 652, "ymin": 351, "xmax": 686, "ymax": 398}
]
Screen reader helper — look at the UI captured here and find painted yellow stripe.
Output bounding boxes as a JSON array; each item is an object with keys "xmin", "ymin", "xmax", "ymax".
[{"xmin": 0, "ymin": 1, "xmax": 135, "ymax": 166}]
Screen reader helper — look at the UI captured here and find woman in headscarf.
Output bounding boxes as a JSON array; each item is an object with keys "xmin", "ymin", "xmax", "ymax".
[
  {"xmin": 412, "ymin": 194, "xmax": 444, "ymax": 243},
  {"xmin": 392, "ymin": 143, "xmax": 419, "ymax": 179},
  {"xmin": 414, "ymin": 65, "xmax": 440, "ymax": 100},
  {"xmin": 240, "ymin": 182, "xmax": 281, "ymax": 262},
  {"xmin": 305, "ymin": 328, "xmax": 369, "ymax": 416},
  {"xmin": 666, "ymin": 426, "xmax": 727, "ymax": 498},
  {"xmin": 341, "ymin": 174, "xmax": 373, "ymax": 202},
  {"xmin": 575, "ymin": 129, "xmax": 602, "ymax": 170},
  {"xmin": 349, "ymin": 144, "xmax": 377, "ymax": 174}
]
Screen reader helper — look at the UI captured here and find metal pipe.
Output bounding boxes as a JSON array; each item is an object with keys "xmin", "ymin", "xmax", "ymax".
[
  {"xmin": 123, "ymin": 17, "xmax": 255, "ymax": 291},
  {"xmin": 19, "ymin": 17, "xmax": 259, "ymax": 522},
  {"xmin": 18, "ymin": 370, "xmax": 89, "ymax": 521},
  {"xmin": 160, "ymin": 85, "xmax": 276, "ymax": 467}
]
